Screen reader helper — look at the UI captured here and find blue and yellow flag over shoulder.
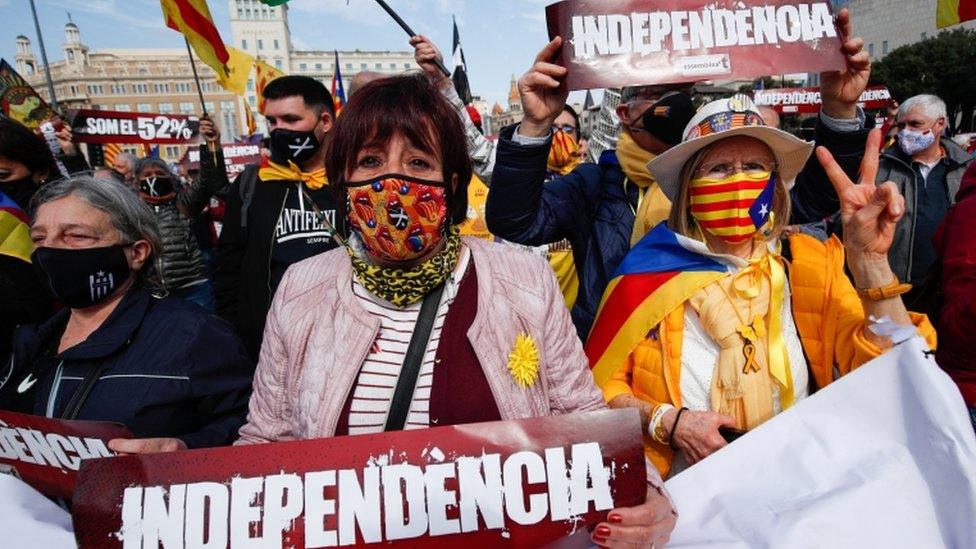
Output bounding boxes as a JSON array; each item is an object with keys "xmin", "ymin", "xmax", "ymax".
[
  {"xmin": 0, "ymin": 191, "xmax": 32, "ymax": 264},
  {"xmin": 586, "ymin": 223, "xmax": 730, "ymax": 387}
]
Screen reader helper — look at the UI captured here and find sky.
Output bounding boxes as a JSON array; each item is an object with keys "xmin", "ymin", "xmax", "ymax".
[{"xmin": 0, "ymin": 0, "xmax": 592, "ymax": 109}]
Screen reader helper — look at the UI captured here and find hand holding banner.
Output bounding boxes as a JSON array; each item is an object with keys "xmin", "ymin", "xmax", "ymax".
[
  {"xmin": 72, "ymin": 409, "xmax": 647, "ymax": 548},
  {"xmin": 0, "ymin": 410, "xmax": 131, "ymax": 500},
  {"xmin": 545, "ymin": 0, "xmax": 848, "ymax": 90}
]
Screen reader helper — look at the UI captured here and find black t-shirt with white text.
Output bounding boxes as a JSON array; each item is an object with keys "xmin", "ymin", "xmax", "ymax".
[{"xmin": 269, "ymin": 183, "xmax": 340, "ymax": 293}]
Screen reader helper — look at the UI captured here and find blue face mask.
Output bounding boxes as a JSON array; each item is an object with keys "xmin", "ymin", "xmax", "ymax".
[{"xmin": 898, "ymin": 128, "xmax": 937, "ymax": 156}]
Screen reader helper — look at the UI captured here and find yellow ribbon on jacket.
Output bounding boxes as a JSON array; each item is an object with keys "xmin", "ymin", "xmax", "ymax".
[
  {"xmin": 258, "ymin": 159, "xmax": 328, "ymax": 190},
  {"xmin": 730, "ymin": 251, "xmax": 794, "ymax": 411},
  {"xmin": 616, "ymin": 131, "xmax": 672, "ymax": 246}
]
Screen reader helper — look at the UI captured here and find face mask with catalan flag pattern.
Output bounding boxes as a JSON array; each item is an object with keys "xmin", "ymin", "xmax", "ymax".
[{"xmin": 689, "ymin": 171, "xmax": 776, "ymax": 244}]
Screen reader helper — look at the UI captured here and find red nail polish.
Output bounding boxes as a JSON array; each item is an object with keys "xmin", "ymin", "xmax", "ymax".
[
  {"xmin": 595, "ymin": 525, "xmax": 612, "ymax": 537},
  {"xmin": 608, "ymin": 513, "xmax": 623, "ymax": 523}
]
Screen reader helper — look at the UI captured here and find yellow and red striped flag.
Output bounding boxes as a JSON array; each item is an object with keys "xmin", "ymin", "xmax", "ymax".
[
  {"xmin": 103, "ymin": 143, "xmax": 123, "ymax": 168},
  {"xmin": 242, "ymin": 96, "xmax": 257, "ymax": 136},
  {"xmin": 161, "ymin": 0, "xmax": 231, "ymax": 79},
  {"xmin": 937, "ymin": 0, "xmax": 976, "ymax": 28},
  {"xmin": 254, "ymin": 59, "xmax": 286, "ymax": 114}
]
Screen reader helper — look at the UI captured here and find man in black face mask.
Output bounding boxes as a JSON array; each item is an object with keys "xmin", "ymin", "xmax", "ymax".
[{"xmin": 215, "ymin": 75, "xmax": 341, "ymax": 360}]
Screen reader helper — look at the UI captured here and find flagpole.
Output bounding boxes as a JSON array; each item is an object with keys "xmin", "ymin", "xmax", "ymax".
[
  {"xmin": 183, "ymin": 38, "xmax": 218, "ymax": 155},
  {"xmin": 28, "ymin": 0, "xmax": 59, "ymax": 111},
  {"xmin": 371, "ymin": 0, "xmax": 450, "ymax": 77},
  {"xmin": 184, "ymin": 38, "xmax": 210, "ymax": 117}
]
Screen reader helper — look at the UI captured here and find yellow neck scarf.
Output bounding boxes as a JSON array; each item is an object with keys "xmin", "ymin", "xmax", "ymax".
[
  {"xmin": 547, "ymin": 130, "xmax": 583, "ymax": 176},
  {"xmin": 616, "ymin": 131, "xmax": 672, "ymax": 245},
  {"xmin": 689, "ymin": 246, "xmax": 793, "ymax": 430},
  {"xmin": 258, "ymin": 159, "xmax": 328, "ymax": 190}
]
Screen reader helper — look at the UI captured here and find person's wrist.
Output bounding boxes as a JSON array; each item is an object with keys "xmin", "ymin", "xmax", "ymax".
[
  {"xmin": 848, "ymin": 251, "xmax": 895, "ymax": 288},
  {"xmin": 518, "ymin": 119, "xmax": 552, "ymax": 138},
  {"xmin": 821, "ymin": 98, "xmax": 858, "ymax": 120}
]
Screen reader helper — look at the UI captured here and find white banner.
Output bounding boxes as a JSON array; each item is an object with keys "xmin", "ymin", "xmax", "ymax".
[{"xmin": 666, "ymin": 337, "xmax": 976, "ymax": 548}]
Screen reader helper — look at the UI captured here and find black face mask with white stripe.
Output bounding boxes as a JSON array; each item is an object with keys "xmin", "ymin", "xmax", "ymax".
[
  {"xmin": 31, "ymin": 245, "xmax": 132, "ymax": 309},
  {"xmin": 269, "ymin": 127, "xmax": 321, "ymax": 166}
]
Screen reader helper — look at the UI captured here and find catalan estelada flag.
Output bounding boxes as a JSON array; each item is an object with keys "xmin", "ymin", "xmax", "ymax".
[
  {"xmin": 331, "ymin": 50, "xmax": 346, "ymax": 116},
  {"xmin": 937, "ymin": 0, "xmax": 976, "ymax": 28},
  {"xmin": 161, "ymin": 0, "xmax": 231, "ymax": 80},
  {"xmin": 255, "ymin": 59, "xmax": 286, "ymax": 114},
  {"xmin": 586, "ymin": 223, "xmax": 731, "ymax": 387},
  {"xmin": 689, "ymin": 173, "xmax": 776, "ymax": 244},
  {"xmin": 0, "ymin": 191, "xmax": 32, "ymax": 264}
]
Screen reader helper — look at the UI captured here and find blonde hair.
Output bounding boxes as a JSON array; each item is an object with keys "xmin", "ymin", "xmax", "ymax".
[{"xmin": 667, "ymin": 139, "xmax": 791, "ymax": 242}]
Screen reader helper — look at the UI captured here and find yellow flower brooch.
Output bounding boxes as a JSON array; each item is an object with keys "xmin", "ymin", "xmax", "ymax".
[{"xmin": 507, "ymin": 332, "xmax": 539, "ymax": 388}]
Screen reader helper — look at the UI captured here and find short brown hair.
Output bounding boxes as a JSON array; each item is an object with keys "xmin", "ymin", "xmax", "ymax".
[
  {"xmin": 667, "ymin": 140, "xmax": 790, "ymax": 241},
  {"xmin": 325, "ymin": 73, "xmax": 472, "ymax": 225}
]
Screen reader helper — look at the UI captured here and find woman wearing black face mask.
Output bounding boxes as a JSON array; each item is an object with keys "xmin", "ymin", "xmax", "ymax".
[
  {"xmin": 0, "ymin": 119, "xmax": 60, "ymax": 366},
  {"xmin": 133, "ymin": 158, "xmax": 213, "ymax": 311},
  {"xmin": 0, "ymin": 175, "xmax": 253, "ymax": 455}
]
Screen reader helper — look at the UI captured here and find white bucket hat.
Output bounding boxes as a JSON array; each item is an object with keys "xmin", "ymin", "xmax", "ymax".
[{"xmin": 647, "ymin": 94, "xmax": 814, "ymax": 202}]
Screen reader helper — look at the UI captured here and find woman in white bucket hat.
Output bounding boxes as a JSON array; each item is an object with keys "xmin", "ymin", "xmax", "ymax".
[{"xmin": 590, "ymin": 94, "xmax": 937, "ymax": 478}]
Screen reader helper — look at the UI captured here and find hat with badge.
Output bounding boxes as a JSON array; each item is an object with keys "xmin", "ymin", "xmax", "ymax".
[{"xmin": 647, "ymin": 94, "xmax": 814, "ymax": 202}]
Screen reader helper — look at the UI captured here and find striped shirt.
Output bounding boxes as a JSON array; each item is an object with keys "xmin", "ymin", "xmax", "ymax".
[{"xmin": 347, "ymin": 248, "xmax": 471, "ymax": 435}]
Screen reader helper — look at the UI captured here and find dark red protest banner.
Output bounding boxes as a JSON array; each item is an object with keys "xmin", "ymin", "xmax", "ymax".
[
  {"xmin": 69, "ymin": 109, "xmax": 201, "ymax": 144},
  {"xmin": 545, "ymin": 0, "xmax": 848, "ymax": 90},
  {"xmin": 754, "ymin": 85, "xmax": 895, "ymax": 114},
  {"xmin": 0, "ymin": 410, "xmax": 130, "ymax": 499},
  {"xmin": 184, "ymin": 143, "xmax": 263, "ymax": 179},
  {"xmin": 73, "ymin": 409, "xmax": 646, "ymax": 548}
]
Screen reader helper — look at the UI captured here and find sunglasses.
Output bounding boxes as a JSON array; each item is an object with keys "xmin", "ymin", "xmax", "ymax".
[{"xmin": 551, "ymin": 124, "xmax": 577, "ymax": 134}]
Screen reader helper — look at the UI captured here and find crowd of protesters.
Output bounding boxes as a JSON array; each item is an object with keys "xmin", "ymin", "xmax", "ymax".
[{"xmin": 1, "ymin": 7, "xmax": 975, "ymax": 546}]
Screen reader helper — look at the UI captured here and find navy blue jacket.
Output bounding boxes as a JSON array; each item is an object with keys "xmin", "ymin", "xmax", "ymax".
[
  {"xmin": 0, "ymin": 287, "xmax": 253, "ymax": 449},
  {"xmin": 487, "ymin": 125, "xmax": 639, "ymax": 340}
]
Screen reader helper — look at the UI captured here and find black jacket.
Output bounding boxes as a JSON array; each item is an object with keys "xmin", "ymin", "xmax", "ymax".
[
  {"xmin": 0, "ymin": 287, "xmax": 253, "ymax": 449},
  {"xmin": 214, "ymin": 168, "xmax": 343, "ymax": 360}
]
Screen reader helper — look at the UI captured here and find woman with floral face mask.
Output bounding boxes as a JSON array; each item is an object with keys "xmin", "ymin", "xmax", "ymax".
[
  {"xmin": 591, "ymin": 95, "xmax": 937, "ymax": 478},
  {"xmin": 236, "ymin": 74, "xmax": 677, "ymax": 548}
]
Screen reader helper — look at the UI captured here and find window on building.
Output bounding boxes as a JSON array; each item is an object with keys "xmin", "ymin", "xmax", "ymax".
[
  {"xmin": 242, "ymin": 39, "xmax": 248, "ymax": 49},
  {"xmin": 205, "ymin": 102, "xmax": 215, "ymax": 112},
  {"xmin": 360, "ymin": 63, "xmax": 367, "ymax": 70},
  {"xmin": 275, "ymin": 59, "xmax": 283, "ymax": 69},
  {"xmin": 165, "ymin": 146, "xmax": 180, "ymax": 158},
  {"xmin": 274, "ymin": 39, "xmax": 280, "ymax": 50},
  {"xmin": 868, "ymin": 43, "xmax": 874, "ymax": 56},
  {"xmin": 883, "ymin": 40, "xmax": 889, "ymax": 55},
  {"xmin": 389, "ymin": 63, "xmax": 396, "ymax": 70},
  {"xmin": 115, "ymin": 104, "xmax": 131, "ymax": 112},
  {"xmin": 221, "ymin": 100, "xmax": 235, "ymax": 111},
  {"xmin": 258, "ymin": 39, "xmax": 264, "ymax": 50},
  {"xmin": 136, "ymin": 103, "xmax": 153, "ymax": 113},
  {"xmin": 246, "ymin": 80, "xmax": 255, "ymax": 91},
  {"xmin": 179, "ymin": 102, "xmax": 194, "ymax": 113},
  {"xmin": 300, "ymin": 63, "xmax": 308, "ymax": 71},
  {"xmin": 69, "ymin": 85, "xmax": 78, "ymax": 95},
  {"xmin": 315, "ymin": 63, "xmax": 322, "ymax": 70},
  {"xmin": 158, "ymin": 103, "xmax": 174, "ymax": 113},
  {"xmin": 154, "ymin": 83, "xmax": 170, "ymax": 93},
  {"xmin": 248, "ymin": 96, "xmax": 256, "ymax": 108},
  {"xmin": 404, "ymin": 63, "xmax": 411, "ymax": 69},
  {"xmin": 345, "ymin": 63, "xmax": 352, "ymax": 70},
  {"xmin": 67, "ymin": 50, "xmax": 74, "ymax": 62},
  {"xmin": 921, "ymin": 32, "xmax": 927, "ymax": 40}
]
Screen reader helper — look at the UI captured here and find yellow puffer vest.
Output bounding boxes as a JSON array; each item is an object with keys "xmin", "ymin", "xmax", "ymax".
[{"xmin": 601, "ymin": 234, "xmax": 938, "ymax": 476}]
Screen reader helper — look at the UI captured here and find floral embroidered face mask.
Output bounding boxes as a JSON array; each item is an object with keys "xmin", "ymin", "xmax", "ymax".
[{"xmin": 346, "ymin": 174, "xmax": 448, "ymax": 262}]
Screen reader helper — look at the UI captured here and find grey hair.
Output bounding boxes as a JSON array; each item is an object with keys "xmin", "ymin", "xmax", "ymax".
[
  {"xmin": 115, "ymin": 152, "xmax": 138, "ymax": 168},
  {"xmin": 31, "ymin": 175, "xmax": 163, "ymax": 284},
  {"xmin": 898, "ymin": 94, "xmax": 947, "ymax": 121},
  {"xmin": 133, "ymin": 157, "xmax": 177, "ymax": 180}
]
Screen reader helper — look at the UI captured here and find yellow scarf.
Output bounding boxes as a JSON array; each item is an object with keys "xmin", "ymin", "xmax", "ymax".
[
  {"xmin": 688, "ymin": 246, "xmax": 793, "ymax": 430},
  {"xmin": 258, "ymin": 159, "xmax": 328, "ymax": 190},
  {"xmin": 616, "ymin": 131, "xmax": 672, "ymax": 246}
]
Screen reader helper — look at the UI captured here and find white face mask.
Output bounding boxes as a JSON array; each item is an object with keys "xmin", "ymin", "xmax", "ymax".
[{"xmin": 897, "ymin": 126, "xmax": 938, "ymax": 156}]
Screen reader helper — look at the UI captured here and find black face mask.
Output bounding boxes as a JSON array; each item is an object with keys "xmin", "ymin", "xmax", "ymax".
[
  {"xmin": 138, "ymin": 175, "xmax": 175, "ymax": 198},
  {"xmin": 639, "ymin": 91, "xmax": 695, "ymax": 147},
  {"xmin": 32, "ymin": 245, "xmax": 133, "ymax": 309},
  {"xmin": 269, "ymin": 127, "xmax": 321, "ymax": 165}
]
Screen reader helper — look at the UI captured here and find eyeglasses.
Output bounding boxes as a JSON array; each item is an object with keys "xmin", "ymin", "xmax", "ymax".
[
  {"xmin": 694, "ymin": 160, "xmax": 776, "ymax": 180},
  {"xmin": 551, "ymin": 124, "xmax": 577, "ymax": 135}
]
